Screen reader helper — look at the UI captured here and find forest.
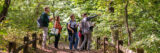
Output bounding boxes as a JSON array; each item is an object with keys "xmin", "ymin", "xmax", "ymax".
[{"xmin": 0, "ymin": 0, "xmax": 160, "ymax": 53}]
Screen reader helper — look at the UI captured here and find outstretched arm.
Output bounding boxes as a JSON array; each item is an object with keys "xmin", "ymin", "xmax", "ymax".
[{"xmin": 87, "ymin": 15, "xmax": 98, "ymax": 21}]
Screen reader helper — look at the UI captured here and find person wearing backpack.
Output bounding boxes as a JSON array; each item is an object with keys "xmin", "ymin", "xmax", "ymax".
[
  {"xmin": 78, "ymin": 21, "xmax": 87, "ymax": 50},
  {"xmin": 54, "ymin": 16, "xmax": 62, "ymax": 49},
  {"xmin": 79, "ymin": 13, "xmax": 99, "ymax": 50},
  {"xmin": 67, "ymin": 14, "xmax": 79, "ymax": 50},
  {"xmin": 39, "ymin": 7, "xmax": 53, "ymax": 49}
]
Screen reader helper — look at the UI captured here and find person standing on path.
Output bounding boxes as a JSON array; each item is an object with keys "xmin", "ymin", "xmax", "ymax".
[
  {"xmin": 78, "ymin": 21, "xmax": 87, "ymax": 50},
  {"xmin": 54, "ymin": 16, "xmax": 62, "ymax": 49},
  {"xmin": 80, "ymin": 13, "xmax": 99, "ymax": 50},
  {"xmin": 41, "ymin": 7, "xmax": 53, "ymax": 49},
  {"xmin": 68, "ymin": 14, "xmax": 79, "ymax": 50}
]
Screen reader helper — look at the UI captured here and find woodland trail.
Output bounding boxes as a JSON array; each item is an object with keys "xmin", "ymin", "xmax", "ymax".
[{"xmin": 36, "ymin": 42, "xmax": 102, "ymax": 53}]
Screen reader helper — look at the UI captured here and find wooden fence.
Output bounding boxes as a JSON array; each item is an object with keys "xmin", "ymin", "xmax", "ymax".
[
  {"xmin": 96, "ymin": 37, "xmax": 144, "ymax": 53},
  {"xmin": 8, "ymin": 33, "xmax": 144, "ymax": 53},
  {"xmin": 8, "ymin": 33, "xmax": 42, "ymax": 53}
]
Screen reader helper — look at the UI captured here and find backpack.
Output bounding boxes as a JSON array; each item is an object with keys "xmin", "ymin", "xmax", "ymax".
[{"xmin": 37, "ymin": 16, "xmax": 43, "ymax": 28}]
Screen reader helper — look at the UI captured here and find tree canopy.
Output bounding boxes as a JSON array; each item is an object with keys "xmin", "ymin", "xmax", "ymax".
[{"xmin": 0, "ymin": 0, "xmax": 160, "ymax": 53}]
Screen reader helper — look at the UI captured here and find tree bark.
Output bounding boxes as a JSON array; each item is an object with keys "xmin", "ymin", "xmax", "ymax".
[
  {"xmin": 0, "ymin": 0, "xmax": 11, "ymax": 22},
  {"xmin": 124, "ymin": 0, "xmax": 131, "ymax": 46}
]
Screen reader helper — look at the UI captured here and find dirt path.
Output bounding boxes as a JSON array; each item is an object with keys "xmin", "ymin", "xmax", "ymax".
[{"xmin": 36, "ymin": 42, "xmax": 102, "ymax": 53}]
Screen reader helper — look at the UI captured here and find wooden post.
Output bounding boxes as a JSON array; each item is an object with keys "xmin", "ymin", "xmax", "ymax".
[
  {"xmin": 39, "ymin": 34, "xmax": 43, "ymax": 46},
  {"xmin": 32, "ymin": 33, "xmax": 37, "ymax": 50},
  {"xmin": 136, "ymin": 48, "xmax": 144, "ymax": 53},
  {"xmin": 116, "ymin": 40, "xmax": 119, "ymax": 53},
  {"xmin": 114, "ymin": 30, "xmax": 119, "ymax": 53},
  {"xmin": 119, "ymin": 40, "xmax": 123, "ymax": 46},
  {"xmin": 96, "ymin": 37, "xmax": 100, "ymax": 49},
  {"xmin": 8, "ymin": 42, "xmax": 12, "ymax": 53},
  {"xmin": 13, "ymin": 42, "xmax": 17, "ymax": 53},
  {"xmin": 8, "ymin": 42, "xmax": 16, "ymax": 53},
  {"xmin": 104, "ymin": 37, "xmax": 108, "ymax": 53},
  {"xmin": 118, "ymin": 40, "xmax": 123, "ymax": 53},
  {"xmin": 23, "ymin": 36, "xmax": 29, "ymax": 53}
]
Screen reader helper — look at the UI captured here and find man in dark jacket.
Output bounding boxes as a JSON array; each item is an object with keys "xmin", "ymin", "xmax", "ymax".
[{"xmin": 41, "ymin": 7, "xmax": 53, "ymax": 49}]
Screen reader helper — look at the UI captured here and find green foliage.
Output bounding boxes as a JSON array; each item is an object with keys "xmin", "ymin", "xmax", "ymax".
[
  {"xmin": 0, "ymin": 0, "xmax": 4, "ymax": 12},
  {"xmin": 0, "ymin": 0, "xmax": 160, "ymax": 52}
]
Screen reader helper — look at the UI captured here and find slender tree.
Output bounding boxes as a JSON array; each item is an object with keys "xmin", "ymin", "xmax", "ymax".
[
  {"xmin": 124, "ymin": 0, "xmax": 131, "ymax": 46},
  {"xmin": 0, "ymin": 0, "xmax": 11, "ymax": 22}
]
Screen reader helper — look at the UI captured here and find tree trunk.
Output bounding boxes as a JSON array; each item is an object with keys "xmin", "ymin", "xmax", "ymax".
[
  {"xmin": 0, "ymin": 0, "xmax": 11, "ymax": 22},
  {"xmin": 124, "ymin": 0, "xmax": 131, "ymax": 46}
]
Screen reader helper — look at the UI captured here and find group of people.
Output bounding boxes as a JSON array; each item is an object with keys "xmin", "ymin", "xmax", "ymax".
[
  {"xmin": 67, "ymin": 13, "xmax": 99, "ymax": 51},
  {"xmin": 39, "ymin": 7, "xmax": 100, "ymax": 51}
]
